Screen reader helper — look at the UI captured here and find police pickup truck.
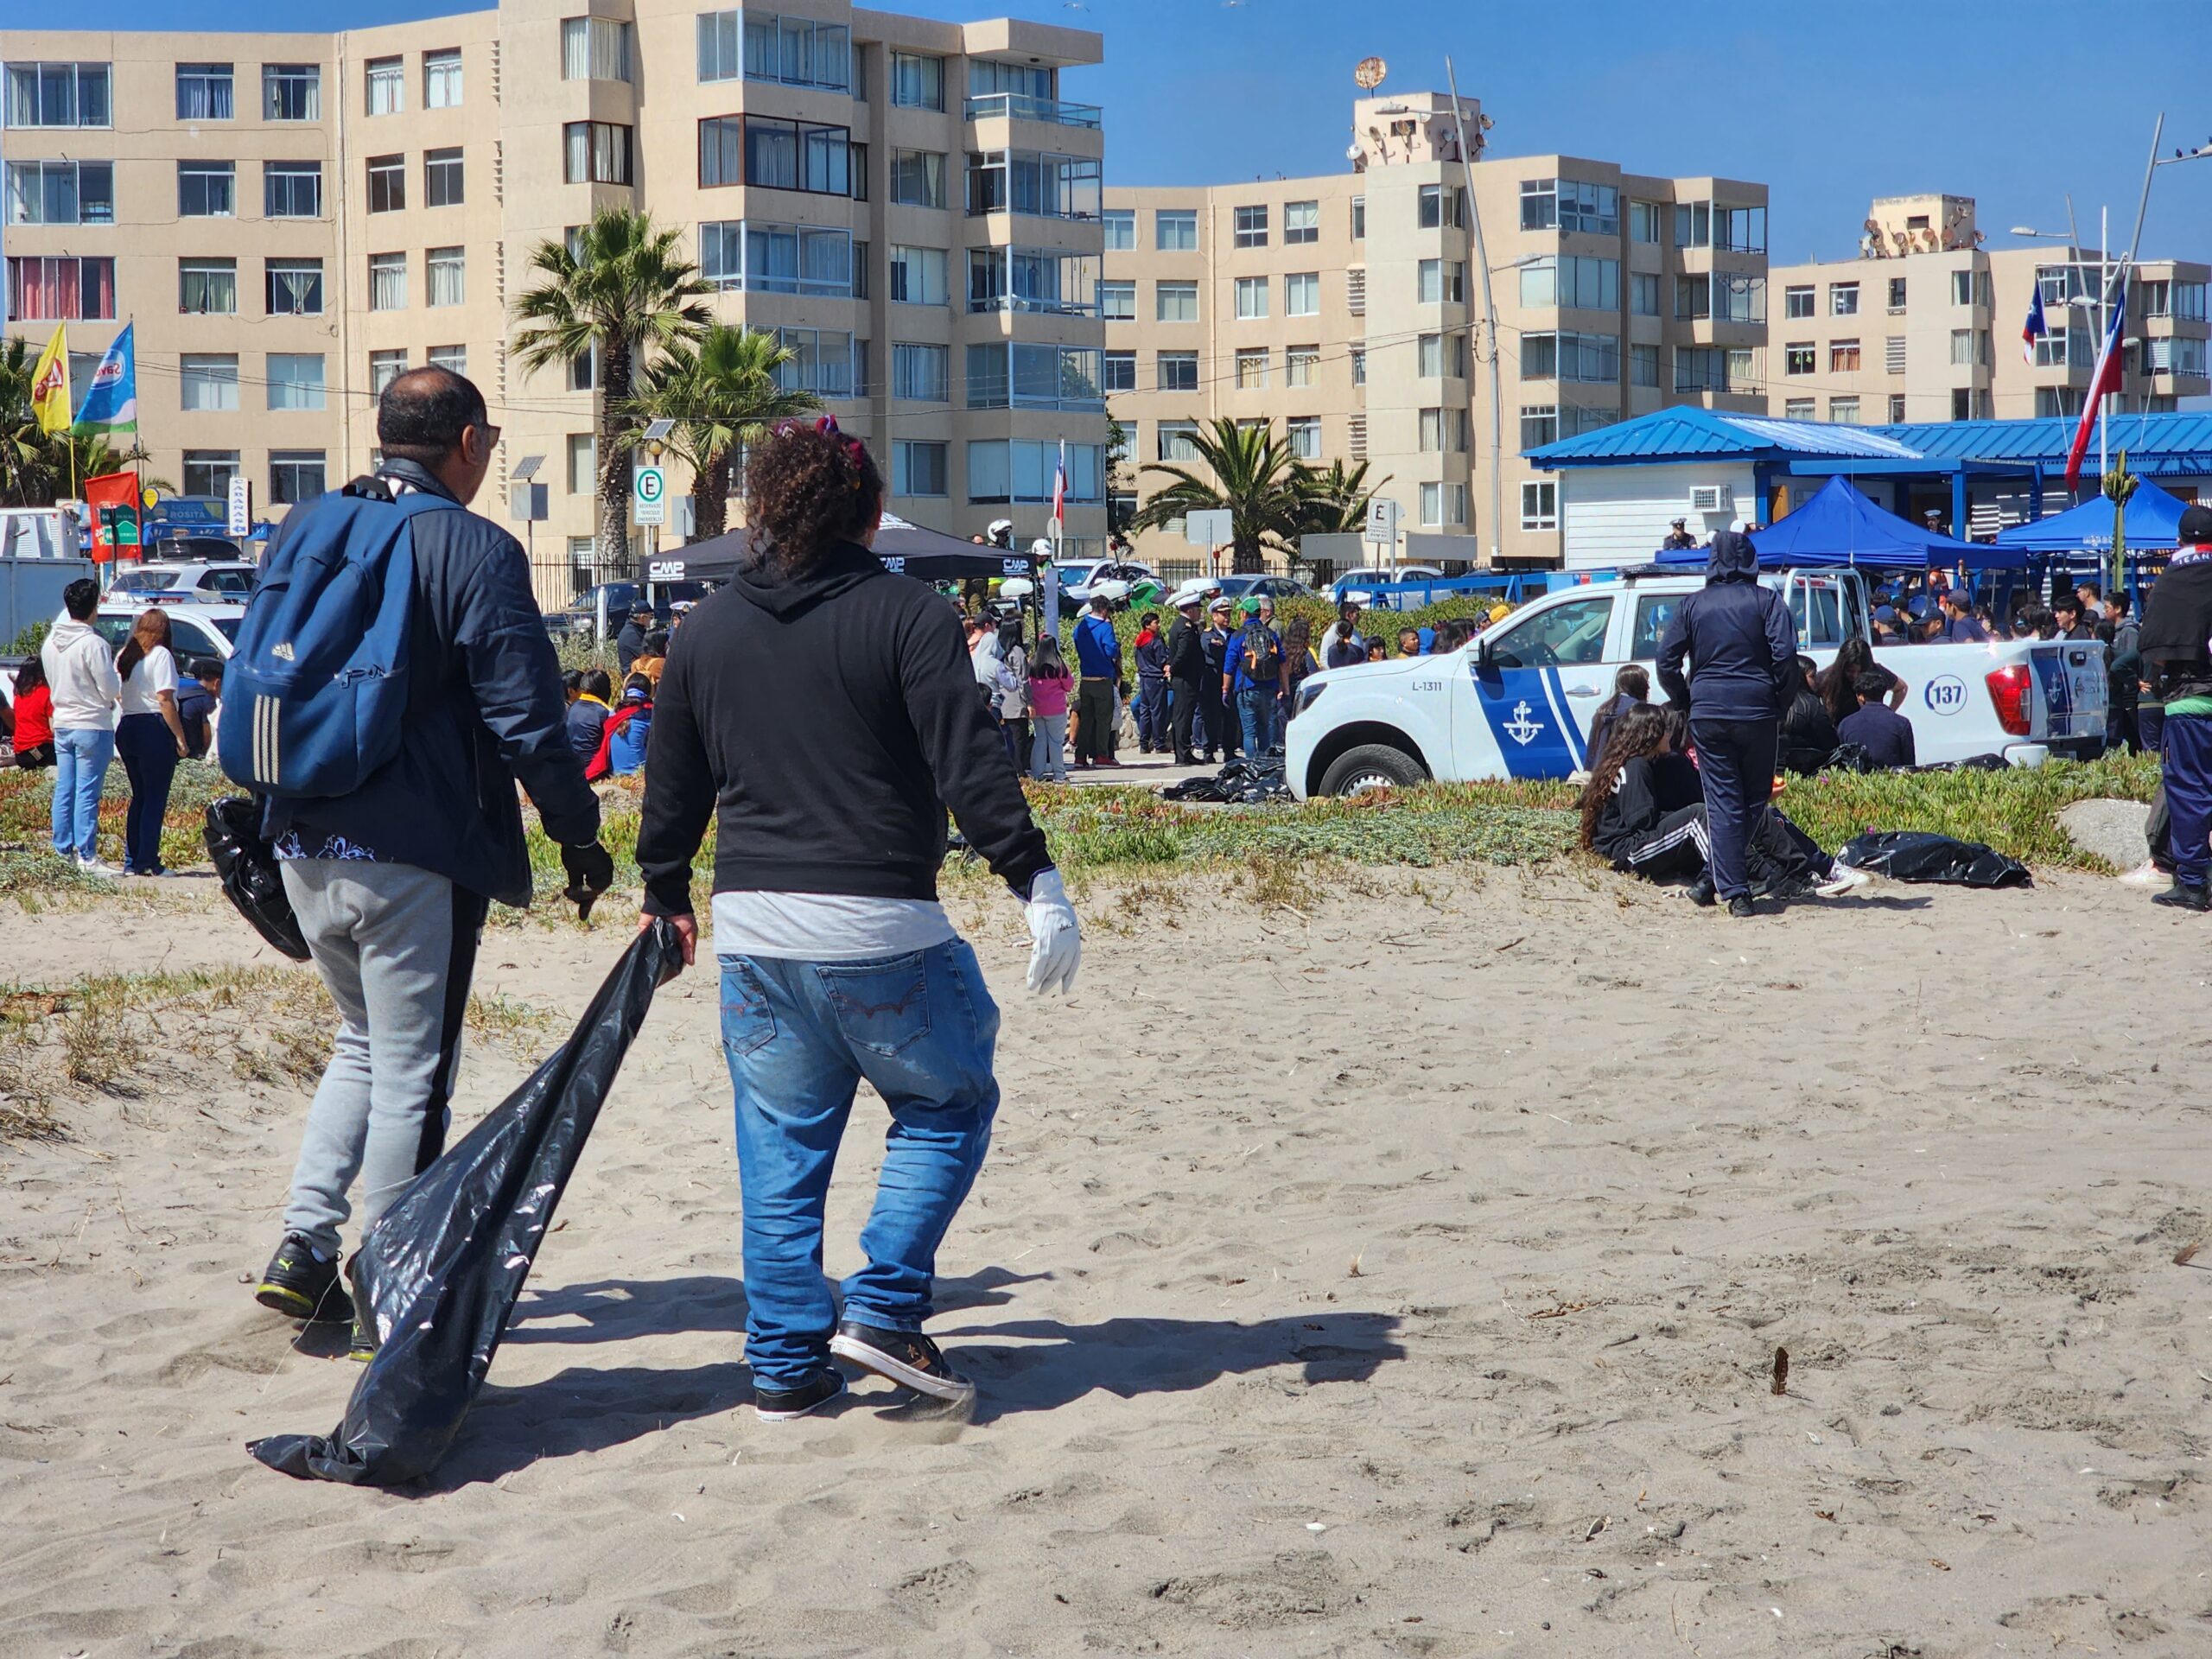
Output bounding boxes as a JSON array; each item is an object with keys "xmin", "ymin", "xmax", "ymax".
[{"xmin": 1286, "ymin": 565, "xmax": 2107, "ymax": 798}]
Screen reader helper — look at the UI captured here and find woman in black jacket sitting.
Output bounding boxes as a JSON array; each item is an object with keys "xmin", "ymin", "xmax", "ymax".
[{"xmin": 1777, "ymin": 654, "xmax": 1840, "ymax": 774}]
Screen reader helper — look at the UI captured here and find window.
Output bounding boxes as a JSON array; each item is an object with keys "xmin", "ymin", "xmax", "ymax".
[
  {"xmin": 1715, "ymin": 274, "xmax": 1766, "ymax": 324},
  {"xmin": 1630, "ymin": 343, "xmax": 1659, "ymax": 388},
  {"xmin": 1103, "ymin": 207, "xmax": 1135, "ymax": 251},
  {"xmin": 1285, "ymin": 200, "xmax": 1319, "ymax": 245},
  {"xmin": 1521, "ymin": 178, "xmax": 1556, "ymax": 231},
  {"xmin": 562, "ymin": 17, "xmax": 632, "ymax": 82},
  {"xmin": 367, "ymin": 349, "xmax": 408, "ymax": 394},
  {"xmin": 1674, "ymin": 346, "xmax": 1737, "ymax": 393},
  {"xmin": 567, "ymin": 433, "xmax": 596, "ymax": 494},
  {"xmin": 177, "ymin": 258, "xmax": 235, "ymax": 315},
  {"xmin": 1158, "ymin": 352, "xmax": 1198, "ymax": 392},
  {"xmin": 1521, "ymin": 405, "xmax": 1558, "ymax": 450},
  {"xmin": 1351, "ymin": 347, "xmax": 1365, "ymax": 386},
  {"xmin": 893, "ymin": 441, "xmax": 948, "ymax": 498},
  {"xmin": 1287, "ymin": 346, "xmax": 1319, "ymax": 388},
  {"xmin": 365, "ymin": 55, "xmax": 404, "ymax": 115},
  {"xmin": 2037, "ymin": 264, "xmax": 2096, "ymax": 308},
  {"xmin": 7, "ymin": 62, "xmax": 111, "ymax": 128},
  {"xmin": 1522, "ymin": 330, "xmax": 1618, "ymax": 384},
  {"xmin": 888, "ymin": 342, "xmax": 948, "ymax": 403},
  {"xmin": 1157, "ymin": 281, "xmax": 1198, "ymax": 323},
  {"xmin": 425, "ymin": 148, "xmax": 463, "ymax": 207},
  {"xmin": 1415, "ymin": 483, "xmax": 1468, "ymax": 529},
  {"xmin": 425, "ymin": 49, "xmax": 462, "ymax": 108},
  {"xmin": 1417, "ymin": 259, "xmax": 1466, "ymax": 305},
  {"xmin": 1103, "ymin": 350, "xmax": 1136, "ymax": 393},
  {"xmin": 175, "ymin": 160, "xmax": 234, "ymax": 219},
  {"xmin": 5, "ymin": 161, "xmax": 112, "ymax": 226},
  {"xmin": 2176, "ymin": 281, "xmax": 2208, "ymax": 321},
  {"xmin": 1948, "ymin": 328, "xmax": 1975, "ymax": 367},
  {"xmin": 1419, "ymin": 408, "xmax": 1467, "ymax": 453},
  {"xmin": 964, "ymin": 441, "xmax": 1103, "ymax": 505},
  {"xmin": 1351, "ymin": 196, "xmax": 1366, "ymax": 240},
  {"xmin": 1156, "ymin": 208, "xmax": 1197, "ymax": 251},
  {"xmin": 1784, "ymin": 284, "xmax": 1815, "ymax": 320},
  {"xmin": 1784, "ymin": 342, "xmax": 1815, "ymax": 376},
  {"xmin": 1157, "ymin": 420, "xmax": 1199, "ymax": 461},
  {"xmin": 265, "ymin": 258, "xmax": 322, "ymax": 315},
  {"xmin": 6, "ymin": 256, "xmax": 114, "ymax": 322},
  {"xmin": 698, "ymin": 10, "xmax": 850, "ymax": 91},
  {"xmin": 1830, "ymin": 340, "xmax": 1861, "ymax": 372},
  {"xmin": 422, "ymin": 346, "xmax": 465, "ymax": 378},
  {"xmin": 1417, "ymin": 183, "xmax": 1468, "ymax": 230},
  {"xmin": 266, "ymin": 353, "xmax": 326, "ymax": 411},
  {"xmin": 264, "ymin": 162, "xmax": 321, "ymax": 219},
  {"xmin": 1828, "ymin": 397, "xmax": 1860, "ymax": 424},
  {"xmin": 1518, "ymin": 483, "xmax": 1560, "ymax": 533},
  {"xmin": 1287, "ymin": 416, "xmax": 1322, "ymax": 461},
  {"xmin": 1523, "ymin": 255, "xmax": 1619, "ymax": 312},
  {"xmin": 367, "ymin": 154, "xmax": 405, "ymax": 213},
  {"xmin": 263, "ymin": 64, "xmax": 319, "ymax": 122},
  {"xmin": 270, "ymin": 452, "xmax": 327, "ymax": 507},
  {"xmin": 1097, "ymin": 280, "xmax": 1135, "ymax": 321},
  {"xmin": 1233, "ymin": 276, "xmax": 1268, "ymax": 320},
  {"xmin": 888, "ymin": 149, "xmax": 948, "ymax": 210},
  {"xmin": 179, "ymin": 354, "xmax": 239, "ymax": 412},
  {"xmin": 768, "ymin": 327, "xmax": 855, "ymax": 397},
  {"xmin": 568, "ymin": 344, "xmax": 595, "ymax": 390},
  {"xmin": 1629, "ymin": 200, "xmax": 1662, "ymax": 244},
  {"xmin": 1418, "ymin": 333, "xmax": 1467, "ymax": 378},
  {"xmin": 696, "ymin": 10, "xmax": 743, "ymax": 81},
  {"xmin": 702, "ymin": 116, "xmax": 852, "ymax": 196},
  {"xmin": 1781, "ymin": 397, "xmax": 1815, "ymax": 421},
  {"xmin": 366, "ymin": 251, "xmax": 407, "ymax": 311},
  {"xmin": 1521, "ymin": 177, "xmax": 1618, "ymax": 236},
  {"xmin": 1630, "ymin": 272, "xmax": 1659, "ymax": 317},
  {"xmin": 183, "ymin": 451, "xmax": 238, "ymax": 497},
  {"xmin": 1888, "ymin": 394, "xmax": 1908, "ymax": 423},
  {"xmin": 2037, "ymin": 386, "xmax": 2086, "ymax": 419},
  {"xmin": 175, "ymin": 63, "xmax": 233, "ymax": 121},
  {"xmin": 1830, "ymin": 282, "xmax": 1859, "ymax": 316},
  {"xmin": 426, "ymin": 246, "xmax": 464, "ymax": 307},
  {"xmin": 564, "ymin": 122, "xmax": 633, "ymax": 185},
  {"xmin": 888, "ymin": 245, "xmax": 948, "ymax": 305},
  {"xmin": 1673, "ymin": 201, "xmax": 1761, "ymax": 251},
  {"xmin": 964, "ymin": 149, "xmax": 1100, "ymax": 219},
  {"xmin": 1284, "ymin": 272, "xmax": 1320, "ymax": 317},
  {"xmin": 1234, "ymin": 348, "xmax": 1268, "ymax": 390},
  {"xmin": 969, "ymin": 57, "xmax": 1056, "ymax": 100},
  {"xmin": 1233, "ymin": 204, "xmax": 1268, "ymax": 248},
  {"xmin": 698, "ymin": 222, "xmax": 853, "ymax": 296},
  {"xmin": 889, "ymin": 52, "xmax": 944, "ymax": 110}
]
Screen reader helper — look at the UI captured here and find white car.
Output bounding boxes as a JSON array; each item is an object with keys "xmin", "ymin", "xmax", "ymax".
[
  {"xmin": 1332, "ymin": 567, "xmax": 1449, "ymax": 609},
  {"xmin": 92, "ymin": 600, "xmax": 244, "ymax": 670},
  {"xmin": 1056, "ymin": 560, "xmax": 1161, "ymax": 604},
  {"xmin": 106, "ymin": 561, "xmax": 256, "ymax": 603},
  {"xmin": 1286, "ymin": 566, "xmax": 2107, "ymax": 797}
]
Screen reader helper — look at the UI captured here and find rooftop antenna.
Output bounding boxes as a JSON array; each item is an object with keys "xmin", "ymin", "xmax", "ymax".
[{"xmin": 1354, "ymin": 55, "xmax": 1386, "ymax": 91}]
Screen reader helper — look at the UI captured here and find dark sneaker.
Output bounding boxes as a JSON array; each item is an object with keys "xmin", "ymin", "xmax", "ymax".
[
  {"xmin": 753, "ymin": 1370, "xmax": 847, "ymax": 1422},
  {"xmin": 830, "ymin": 1319, "xmax": 976, "ymax": 1404},
  {"xmin": 255, "ymin": 1233, "xmax": 351, "ymax": 1323},
  {"xmin": 347, "ymin": 1304, "xmax": 379, "ymax": 1363},
  {"xmin": 1685, "ymin": 875, "xmax": 1716, "ymax": 907},
  {"xmin": 1727, "ymin": 896, "xmax": 1758, "ymax": 918},
  {"xmin": 2153, "ymin": 880, "xmax": 2212, "ymax": 912}
]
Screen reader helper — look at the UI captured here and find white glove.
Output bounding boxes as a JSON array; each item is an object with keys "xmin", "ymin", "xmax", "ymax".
[{"xmin": 1024, "ymin": 868, "xmax": 1080, "ymax": 996}]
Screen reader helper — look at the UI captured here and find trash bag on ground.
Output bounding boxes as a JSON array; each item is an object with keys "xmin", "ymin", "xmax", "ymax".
[
  {"xmin": 250, "ymin": 918, "xmax": 686, "ymax": 1485},
  {"xmin": 1160, "ymin": 753, "xmax": 1291, "ymax": 804},
  {"xmin": 1838, "ymin": 830, "xmax": 2031, "ymax": 888},
  {"xmin": 204, "ymin": 797, "xmax": 311, "ymax": 961}
]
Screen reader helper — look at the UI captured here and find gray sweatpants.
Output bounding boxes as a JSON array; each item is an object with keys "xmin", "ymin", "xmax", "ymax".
[{"xmin": 279, "ymin": 859, "xmax": 487, "ymax": 1257}]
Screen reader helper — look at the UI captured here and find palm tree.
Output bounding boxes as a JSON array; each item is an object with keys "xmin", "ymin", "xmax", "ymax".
[
  {"xmin": 512, "ymin": 207, "xmax": 713, "ymax": 570},
  {"xmin": 0, "ymin": 337, "xmax": 49, "ymax": 506},
  {"xmin": 622, "ymin": 325, "xmax": 819, "ymax": 542},
  {"xmin": 1295, "ymin": 458, "xmax": 1393, "ymax": 536},
  {"xmin": 1128, "ymin": 417, "xmax": 1310, "ymax": 574}
]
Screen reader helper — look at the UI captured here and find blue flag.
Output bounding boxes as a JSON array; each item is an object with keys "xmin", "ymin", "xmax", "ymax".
[{"xmin": 74, "ymin": 322, "xmax": 137, "ymax": 434}]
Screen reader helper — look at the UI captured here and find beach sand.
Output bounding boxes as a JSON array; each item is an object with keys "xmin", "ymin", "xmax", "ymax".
[{"xmin": 0, "ymin": 865, "xmax": 2205, "ymax": 1656}]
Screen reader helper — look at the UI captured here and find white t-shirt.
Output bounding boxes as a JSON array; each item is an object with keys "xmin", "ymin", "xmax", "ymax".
[
  {"xmin": 118, "ymin": 645, "xmax": 178, "ymax": 719},
  {"xmin": 711, "ymin": 891, "xmax": 955, "ymax": 962}
]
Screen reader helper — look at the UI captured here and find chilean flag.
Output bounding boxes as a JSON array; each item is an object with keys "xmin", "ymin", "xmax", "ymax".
[
  {"xmin": 1051, "ymin": 440, "xmax": 1067, "ymax": 530},
  {"xmin": 2063, "ymin": 271, "xmax": 2127, "ymax": 490},
  {"xmin": 2020, "ymin": 284, "xmax": 2048, "ymax": 365}
]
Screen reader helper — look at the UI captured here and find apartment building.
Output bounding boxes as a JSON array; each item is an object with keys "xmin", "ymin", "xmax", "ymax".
[
  {"xmin": 1102, "ymin": 90, "xmax": 1769, "ymax": 567},
  {"xmin": 1767, "ymin": 194, "xmax": 2211, "ymax": 429},
  {"xmin": 1, "ymin": 2, "xmax": 1109, "ymax": 596}
]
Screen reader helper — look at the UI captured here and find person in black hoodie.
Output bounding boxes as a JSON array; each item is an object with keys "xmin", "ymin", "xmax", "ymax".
[
  {"xmin": 2139, "ymin": 503, "xmax": 2212, "ymax": 910},
  {"xmin": 634, "ymin": 416, "xmax": 1079, "ymax": 1420},
  {"xmin": 1656, "ymin": 528, "xmax": 1797, "ymax": 916},
  {"xmin": 1777, "ymin": 654, "xmax": 1840, "ymax": 774},
  {"xmin": 1166, "ymin": 593, "xmax": 1207, "ymax": 766}
]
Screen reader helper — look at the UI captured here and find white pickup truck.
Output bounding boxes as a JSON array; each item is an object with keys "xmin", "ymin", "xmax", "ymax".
[{"xmin": 1287, "ymin": 565, "xmax": 2108, "ymax": 798}]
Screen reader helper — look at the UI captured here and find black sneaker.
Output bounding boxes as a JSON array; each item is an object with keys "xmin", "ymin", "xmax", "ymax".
[
  {"xmin": 2153, "ymin": 880, "xmax": 2212, "ymax": 912},
  {"xmin": 347, "ymin": 1303, "xmax": 379, "ymax": 1363},
  {"xmin": 829, "ymin": 1319, "xmax": 976, "ymax": 1404},
  {"xmin": 1727, "ymin": 896, "xmax": 1758, "ymax": 918},
  {"xmin": 1685, "ymin": 875, "xmax": 1716, "ymax": 907},
  {"xmin": 255, "ymin": 1233, "xmax": 352, "ymax": 1323},
  {"xmin": 753, "ymin": 1370, "xmax": 847, "ymax": 1422}
]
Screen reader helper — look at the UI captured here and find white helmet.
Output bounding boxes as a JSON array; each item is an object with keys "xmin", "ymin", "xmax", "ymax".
[
  {"xmin": 988, "ymin": 518, "xmax": 1015, "ymax": 541},
  {"xmin": 999, "ymin": 576, "xmax": 1035, "ymax": 599},
  {"xmin": 1031, "ymin": 537, "xmax": 1055, "ymax": 558}
]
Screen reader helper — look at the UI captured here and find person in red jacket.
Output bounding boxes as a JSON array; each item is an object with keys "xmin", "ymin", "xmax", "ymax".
[{"xmin": 10, "ymin": 657, "xmax": 54, "ymax": 770}]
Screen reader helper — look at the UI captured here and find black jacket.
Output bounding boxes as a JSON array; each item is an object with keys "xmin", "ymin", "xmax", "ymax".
[
  {"xmin": 260, "ymin": 461, "xmax": 599, "ymax": 907},
  {"xmin": 1591, "ymin": 753, "xmax": 1703, "ymax": 861},
  {"xmin": 635, "ymin": 539, "xmax": 1053, "ymax": 914},
  {"xmin": 1655, "ymin": 531, "xmax": 1797, "ymax": 721},
  {"xmin": 1778, "ymin": 687, "xmax": 1840, "ymax": 773},
  {"xmin": 2140, "ymin": 557, "xmax": 2212, "ymax": 701},
  {"xmin": 615, "ymin": 620, "xmax": 649, "ymax": 675},
  {"xmin": 1166, "ymin": 617, "xmax": 1207, "ymax": 682}
]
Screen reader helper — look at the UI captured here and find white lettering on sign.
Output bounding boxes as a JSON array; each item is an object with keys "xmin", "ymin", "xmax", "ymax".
[{"xmin": 647, "ymin": 561, "xmax": 686, "ymax": 582}]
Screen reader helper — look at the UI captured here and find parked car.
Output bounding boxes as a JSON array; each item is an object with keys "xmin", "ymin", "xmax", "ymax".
[
  {"xmin": 1331, "ymin": 567, "xmax": 1448, "ymax": 608},
  {"xmin": 1211, "ymin": 575, "xmax": 1312, "ymax": 604},
  {"xmin": 543, "ymin": 579, "xmax": 709, "ymax": 640},
  {"xmin": 1055, "ymin": 560, "xmax": 1161, "ymax": 606},
  {"xmin": 90, "ymin": 600, "xmax": 243, "ymax": 671},
  {"xmin": 106, "ymin": 561, "xmax": 257, "ymax": 602}
]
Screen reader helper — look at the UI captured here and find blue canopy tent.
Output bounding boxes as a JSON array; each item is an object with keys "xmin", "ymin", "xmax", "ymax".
[
  {"xmin": 1650, "ymin": 475, "xmax": 2021, "ymax": 572},
  {"xmin": 1993, "ymin": 478, "xmax": 2190, "ymax": 553}
]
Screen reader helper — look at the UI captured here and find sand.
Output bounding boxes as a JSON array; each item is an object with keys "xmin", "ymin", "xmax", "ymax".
[{"xmin": 0, "ymin": 864, "xmax": 2207, "ymax": 1657}]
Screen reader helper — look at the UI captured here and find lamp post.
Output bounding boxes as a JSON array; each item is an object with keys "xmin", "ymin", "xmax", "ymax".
[{"xmin": 1442, "ymin": 59, "xmax": 1503, "ymax": 566}]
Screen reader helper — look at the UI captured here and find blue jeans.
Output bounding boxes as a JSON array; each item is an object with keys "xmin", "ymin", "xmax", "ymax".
[
  {"xmin": 50, "ymin": 727, "xmax": 115, "ymax": 861},
  {"xmin": 719, "ymin": 940, "xmax": 1001, "ymax": 1391},
  {"xmin": 1237, "ymin": 684, "xmax": 1278, "ymax": 757}
]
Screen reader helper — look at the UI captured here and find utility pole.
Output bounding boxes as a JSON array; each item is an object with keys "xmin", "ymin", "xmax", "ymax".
[{"xmin": 1444, "ymin": 58, "xmax": 1501, "ymax": 568}]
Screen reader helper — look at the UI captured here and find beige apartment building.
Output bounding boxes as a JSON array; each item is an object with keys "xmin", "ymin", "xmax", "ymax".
[
  {"xmin": 2, "ymin": 2, "xmax": 1109, "ymax": 599},
  {"xmin": 1767, "ymin": 193, "xmax": 2211, "ymax": 436},
  {"xmin": 1101, "ymin": 90, "xmax": 1769, "ymax": 568}
]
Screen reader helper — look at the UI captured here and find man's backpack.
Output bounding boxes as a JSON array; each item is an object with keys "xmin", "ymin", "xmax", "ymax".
[
  {"xmin": 1242, "ymin": 621, "xmax": 1281, "ymax": 684},
  {"xmin": 219, "ymin": 478, "xmax": 444, "ymax": 799}
]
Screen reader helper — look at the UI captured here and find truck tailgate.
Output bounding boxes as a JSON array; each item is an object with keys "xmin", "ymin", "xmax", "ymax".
[{"xmin": 2027, "ymin": 639, "xmax": 2109, "ymax": 748}]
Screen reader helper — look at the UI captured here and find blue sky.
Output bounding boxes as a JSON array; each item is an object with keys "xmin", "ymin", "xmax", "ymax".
[{"xmin": 102, "ymin": 0, "xmax": 2212, "ymax": 265}]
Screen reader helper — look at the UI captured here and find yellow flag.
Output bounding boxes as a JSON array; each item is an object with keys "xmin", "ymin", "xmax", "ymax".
[{"xmin": 30, "ymin": 327, "xmax": 71, "ymax": 436}]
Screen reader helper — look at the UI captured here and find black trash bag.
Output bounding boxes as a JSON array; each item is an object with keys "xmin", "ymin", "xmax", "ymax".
[
  {"xmin": 250, "ymin": 919, "xmax": 686, "ymax": 1485},
  {"xmin": 1839, "ymin": 830, "xmax": 2031, "ymax": 889},
  {"xmin": 205, "ymin": 798, "xmax": 312, "ymax": 962},
  {"xmin": 1160, "ymin": 752, "xmax": 1291, "ymax": 804}
]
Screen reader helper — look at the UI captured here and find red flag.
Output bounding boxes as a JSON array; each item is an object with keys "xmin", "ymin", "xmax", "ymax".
[{"xmin": 2063, "ymin": 272, "xmax": 2128, "ymax": 490}]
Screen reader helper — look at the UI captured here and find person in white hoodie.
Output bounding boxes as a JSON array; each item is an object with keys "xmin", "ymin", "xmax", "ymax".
[{"xmin": 40, "ymin": 579, "xmax": 121, "ymax": 873}]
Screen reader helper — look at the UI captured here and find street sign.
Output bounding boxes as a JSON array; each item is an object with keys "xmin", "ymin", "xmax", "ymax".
[
  {"xmin": 1184, "ymin": 508, "xmax": 1232, "ymax": 546},
  {"xmin": 1363, "ymin": 496, "xmax": 1401, "ymax": 547},
  {"xmin": 632, "ymin": 463, "xmax": 667, "ymax": 526},
  {"xmin": 226, "ymin": 476, "xmax": 251, "ymax": 537}
]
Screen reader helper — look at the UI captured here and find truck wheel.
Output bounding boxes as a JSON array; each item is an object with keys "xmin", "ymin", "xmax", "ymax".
[{"xmin": 1319, "ymin": 744, "xmax": 1427, "ymax": 797}]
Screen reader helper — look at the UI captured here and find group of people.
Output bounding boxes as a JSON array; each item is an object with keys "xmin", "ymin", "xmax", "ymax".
[
  {"xmin": 563, "ymin": 667, "xmax": 653, "ymax": 781},
  {"xmin": 19, "ymin": 580, "xmax": 222, "ymax": 876}
]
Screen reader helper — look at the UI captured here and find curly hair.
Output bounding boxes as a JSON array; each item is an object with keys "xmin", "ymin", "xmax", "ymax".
[
  {"xmin": 745, "ymin": 419, "xmax": 885, "ymax": 575},
  {"xmin": 1577, "ymin": 703, "xmax": 1669, "ymax": 849}
]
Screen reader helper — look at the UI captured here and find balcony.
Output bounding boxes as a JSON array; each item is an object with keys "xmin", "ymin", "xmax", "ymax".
[{"xmin": 963, "ymin": 92, "xmax": 1102, "ymax": 130}]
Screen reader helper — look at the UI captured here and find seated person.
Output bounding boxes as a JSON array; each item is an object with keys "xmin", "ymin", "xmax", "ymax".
[
  {"xmin": 1585, "ymin": 664, "xmax": 1651, "ymax": 772},
  {"xmin": 1777, "ymin": 654, "xmax": 1840, "ymax": 774},
  {"xmin": 566, "ymin": 668, "xmax": 613, "ymax": 758},
  {"xmin": 1364, "ymin": 637, "xmax": 1389, "ymax": 662},
  {"xmin": 587, "ymin": 676, "xmax": 654, "ymax": 781},
  {"xmin": 1836, "ymin": 671, "xmax": 1917, "ymax": 768},
  {"xmin": 175, "ymin": 657, "xmax": 221, "ymax": 760}
]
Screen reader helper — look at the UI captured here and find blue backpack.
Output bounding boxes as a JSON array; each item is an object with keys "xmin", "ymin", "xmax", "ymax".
[{"xmin": 219, "ymin": 480, "xmax": 445, "ymax": 799}]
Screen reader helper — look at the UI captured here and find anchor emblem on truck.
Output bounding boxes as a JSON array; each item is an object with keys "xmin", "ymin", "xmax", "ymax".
[{"xmin": 1503, "ymin": 700, "xmax": 1543, "ymax": 746}]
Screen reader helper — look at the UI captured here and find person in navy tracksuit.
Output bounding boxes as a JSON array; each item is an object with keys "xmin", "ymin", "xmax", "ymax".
[{"xmin": 1656, "ymin": 529, "xmax": 1797, "ymax": 916}]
